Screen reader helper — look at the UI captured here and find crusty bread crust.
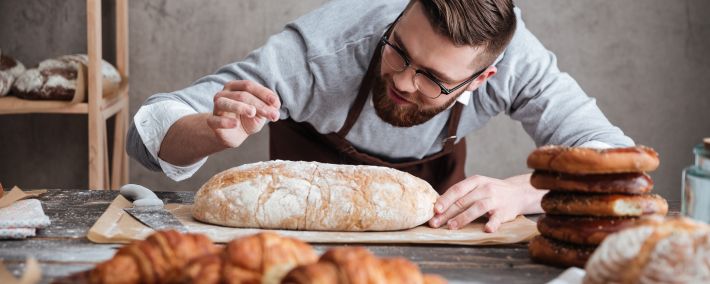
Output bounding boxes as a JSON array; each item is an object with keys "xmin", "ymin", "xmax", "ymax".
[
  {"xmin": 584, "ymin": 216, "xmax": 710, "ymax": 284},
  {"xmin": 192, "ymin": 160, "xmax": 439, "ymax": 231},
  {"xmin": 527, "ymin": 145, "xmax": 659, "ymax": 174},
  {"xmin": 537, "ymin": 215, "xmax": 640, "ymax": 245},
  {"xmin": 541, "ymin": 192, "xmax": 668, "ymax": 217},
  {"xmin": 528, "ymin": 235, "xmax": 596, "ymax": 268},
  {"xmin": 530, "ymin": 171, "xmax": 653, "ymax": 194}
]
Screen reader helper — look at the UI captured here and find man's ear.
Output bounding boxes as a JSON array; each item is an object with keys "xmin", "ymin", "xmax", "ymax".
[{"xmin": 465, "ymin": 66, "xmax": 498, "ymax": 91}]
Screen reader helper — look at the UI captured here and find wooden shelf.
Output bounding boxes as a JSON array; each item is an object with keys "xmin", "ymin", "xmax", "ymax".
[
  {"xmin": 0, "ymin": 80, "xmax": 128, "ymax": 116},
  {"xmin": 1, "ymin": 0, "xmax": 130, "ymax": 190}
]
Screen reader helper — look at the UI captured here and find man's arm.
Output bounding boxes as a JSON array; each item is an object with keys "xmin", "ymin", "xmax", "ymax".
[{"xmin": 158, "ymin": 114, "xmax": 229, "ymax": 166}]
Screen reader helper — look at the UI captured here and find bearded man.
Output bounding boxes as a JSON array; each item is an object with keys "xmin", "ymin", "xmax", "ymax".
[{"xmin": 128, "ymin": 0, "xmax": 633, "ymax": 232}]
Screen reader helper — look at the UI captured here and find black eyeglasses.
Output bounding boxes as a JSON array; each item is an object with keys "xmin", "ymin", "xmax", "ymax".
[{"xmin": 381, "ymin": 34, "xmax": 487, "ymax": 99}]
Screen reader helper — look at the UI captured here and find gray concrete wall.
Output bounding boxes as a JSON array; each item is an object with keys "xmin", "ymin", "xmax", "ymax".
[{"xmin": 1, "ymin": 0, "xmax": 709, "ymax": 202}]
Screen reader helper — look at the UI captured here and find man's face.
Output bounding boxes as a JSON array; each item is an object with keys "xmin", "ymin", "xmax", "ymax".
[{"xmin": 373, "ymin": 2, "xmax": 488, "ymax": 127}]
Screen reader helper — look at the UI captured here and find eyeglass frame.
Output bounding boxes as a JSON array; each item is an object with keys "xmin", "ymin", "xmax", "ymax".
[{"xmin": 380, "ymin": 34, "xmax": 488, "ymax": 99}]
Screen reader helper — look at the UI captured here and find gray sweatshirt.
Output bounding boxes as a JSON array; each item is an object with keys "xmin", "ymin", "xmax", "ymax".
[{"xmin": 127, "ymin": 0, "xmax": 634, "ymax": 181}]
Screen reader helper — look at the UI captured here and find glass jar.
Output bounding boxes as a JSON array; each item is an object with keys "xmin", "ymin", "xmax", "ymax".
[{"xmin": 681, "ymin": 139, "xmax": 710, "ymax": 222}]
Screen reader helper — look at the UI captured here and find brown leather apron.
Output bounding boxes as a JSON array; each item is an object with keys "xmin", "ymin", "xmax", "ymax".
[{"xmin": 269, "ymin": 27, "xmax": 466, "ymax": 194}]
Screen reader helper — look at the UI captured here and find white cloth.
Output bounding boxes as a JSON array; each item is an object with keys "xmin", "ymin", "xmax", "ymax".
[{"xmin": 0, "ymin": 199, "xmax": 51, "ymax": 239}]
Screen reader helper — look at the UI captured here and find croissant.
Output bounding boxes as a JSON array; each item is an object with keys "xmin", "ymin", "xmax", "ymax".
[
  {"xmin": 88, "ymin": 230, "xmax": 219, "ymax": 284},
  {"xmin": 177, "ymin": 232, "xmax": 318, "ymax": 284},
  {"xmin": 281, "ymin": 246, "xmax": 447, "ymax": 284}
]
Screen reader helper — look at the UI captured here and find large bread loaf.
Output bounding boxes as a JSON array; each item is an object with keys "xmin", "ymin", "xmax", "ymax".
[{"xmin": 192, "ymin": 160, "xmax": 439, "ymax": 231}]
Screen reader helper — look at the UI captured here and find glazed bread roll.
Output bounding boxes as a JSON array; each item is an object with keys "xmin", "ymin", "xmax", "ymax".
[
  {"xmin": 530, "ymin": 171, "xmax": 654, "ymax": 194},
  {"xmin": 178, "ymin": 232, "xmax": 318, "ymax": 284},
  {"xmin": 537, "ymin": 215, "xmax": 640, "ymax": 245},
  {"xmin": 527, "ymin": 146, "xmax": 659, "ymax": 174},
  {"xmin": 193, "ymin": 160, "xmax": 439, "ymax": 231},
  {"xmin": 541, "ymin": 192, "xmax": 668, "ymax": 217},
  {"xmin": 584, "ymin": 216, "xmax": 710, "ymax": 284}
]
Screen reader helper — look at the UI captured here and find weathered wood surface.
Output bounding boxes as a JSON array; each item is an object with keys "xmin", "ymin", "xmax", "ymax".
[{"xmin": 0, "ymin": 189, "xmax": 682, "ymax": 284}]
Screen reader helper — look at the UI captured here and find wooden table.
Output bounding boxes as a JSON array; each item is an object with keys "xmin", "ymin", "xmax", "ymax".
[{"xmin": 1, "ymin": 189, "xmax": 678, "ymax": 284}]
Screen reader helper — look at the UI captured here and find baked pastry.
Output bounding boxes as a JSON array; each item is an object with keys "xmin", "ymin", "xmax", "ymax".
[
  {"xmin": 584, "ymin": 216, "xmax": 710, "ymax": 284},
  {"xmin": 528, "ymin": 235, "xmax": 596, "ymax": 268},
  {"xmin": 530, "ymin": 171, "xmax": 653, "ymax": 194},
  {"xmin": 192, "ymin": 160, "xmax": 439, "ymax": 231},
  {"xmin": 527, "ymin": 146, "xmax": 659, "ymax": 174},
  {"xmin": 12, "ymin": 54, "xmax": 121, "ymax": 102},
  {"xmin": 282, "ymin": 246, "xmax": 447, "ymax": 284},
  {"xmin": 541, "ymin": 192, "xmax": 668, "ymax": 217},
  {"xmin": 537, "ymin": 215, "xmax": 640, "ymax": 245},
  {"xmin": 178, "ymin": 232, "xmax": 318, "ymax": 284},
  {"xmin": 0, "ymin": 49, "xmax": 25, "ymax": 96},
  {"xmin": 88, "ymin": 230, "xmax": 219, "ymax": 284}
]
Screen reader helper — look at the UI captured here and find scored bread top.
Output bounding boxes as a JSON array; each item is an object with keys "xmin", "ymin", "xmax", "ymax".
[{"xmin": 192, "ymin": 160, "xmax": 439, "ymax": 232}]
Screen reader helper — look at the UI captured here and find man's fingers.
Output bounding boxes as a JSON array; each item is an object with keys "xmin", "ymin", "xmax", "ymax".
[
  {"xmin": 223, "ymin": 80, "xmax": 281, "ymax": 109},
  {"xmin": 430, "ymin": 187, "xmax": 488, "ymax": 228},
  {"xmin": 217, "ymin": 91, "xmax": 279, "ymax": 121},
  {"xmin": 484, "ymin": 211, "xmax": 505, "ymax": 233},
  {"xmin": 448, "ymin": 198, "xmax": 493, "ymax": 230},
  {"xmin": 434, "ymin": 177, "xmax": 482, "ymax": 215},
  {"xmin": 207, "ymin": 115, "xmax": 237, "ymax": 129},
  {"xmin": 214, "ymin": 96, "xmax": 257, "ymax": 118}
]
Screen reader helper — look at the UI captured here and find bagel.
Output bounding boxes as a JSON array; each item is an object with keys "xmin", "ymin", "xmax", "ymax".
[
  {"xmin": 530, "ymin": 171, "xmax": 653, "ymax": 194},
  {"xmin": 527, "ymin": 145, "xmax": 659, "ymax": 174},
  {"xmin": 537, "ymin": 215, "xmax": 640, "ymax": 245},
  {"xmin": 541, "ymin": 192, "xmax": 668, "ymax": 217},
  {"xmin": 528, "ymin": 235, "xmax": 596, "ymax": 268}
]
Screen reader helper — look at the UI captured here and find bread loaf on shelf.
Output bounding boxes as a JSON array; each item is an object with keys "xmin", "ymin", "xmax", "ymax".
[
  {"xmin": 0, "ymin": 50, "xmax": 26, "ymax": 97},
  {"xmin": 193, "ymin": 160, "xmax": 439, "ymax": 231},
  {"xmin": 12, "ymin": 54, "xmax": 121, "ymax": 101}
]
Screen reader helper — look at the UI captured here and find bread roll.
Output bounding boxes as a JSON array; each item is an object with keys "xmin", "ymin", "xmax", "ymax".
[
  {"xmin": 527, "ymin": 145, "xmax": 659, "ymax": 174},
  {"xmin": 193, "ymin": 160, "xmax": 439, "ymax": 231},
  {"xmin": 541, "ymin": 192, "xmax": 668, "ymax": 217},
  {"xmin": 530, "ymin": 171, "xmax": 653, "ymax": 194},
  {"xmin": 584, "ymin": 216, "xmax": 710, "ymax": 284}
]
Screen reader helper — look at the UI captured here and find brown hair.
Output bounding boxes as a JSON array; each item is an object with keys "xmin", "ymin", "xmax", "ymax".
[{"xmin": 414, "ymin": 0, "xmax": 517, "ymax": 67}]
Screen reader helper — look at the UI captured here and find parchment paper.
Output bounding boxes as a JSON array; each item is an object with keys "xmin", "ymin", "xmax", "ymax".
[{"xmin": 88, "ymin": 195, "xmax": 539, "ymax": 245}]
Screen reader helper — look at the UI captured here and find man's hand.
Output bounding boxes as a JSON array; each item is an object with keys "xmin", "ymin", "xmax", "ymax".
[
  {"xmin": 208, "ymin": 80, "xmax": 282, "ymax": 148},
  {"xmin": 428, "ymin": 174, "xmax": 546, "ymax": 233}
]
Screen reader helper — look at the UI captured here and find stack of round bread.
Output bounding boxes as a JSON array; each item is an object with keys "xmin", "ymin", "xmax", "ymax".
[{"xmin": 526, "ymin": 145, "xmax": 668, "ymax": 268}]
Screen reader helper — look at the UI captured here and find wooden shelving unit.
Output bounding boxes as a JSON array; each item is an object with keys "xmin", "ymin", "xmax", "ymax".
[{"xmin": 0, "ymin": 0, "xmax": 130, "ymax": 190}]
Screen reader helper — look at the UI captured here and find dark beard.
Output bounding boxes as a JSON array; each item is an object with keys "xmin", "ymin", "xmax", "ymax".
[{"xmin": 371, "ymin": 68, "xmax": 460, "ymax": 127}]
